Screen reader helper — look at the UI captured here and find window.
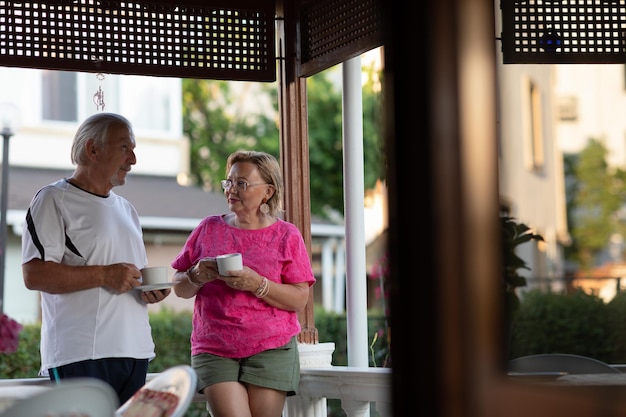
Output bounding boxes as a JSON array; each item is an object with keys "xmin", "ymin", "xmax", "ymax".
[
  {"xmin": 557, "ymin": 96, "xmax": 578, "ymax": 121},
  {"xmin": 522, "ymin": 77, "xmax": 545, "ymax": 171},
  {"xmin": 40, "ymin": 71, "xmax": 180, "ymax": 135},
  {"xmin": 42, "ymin": 71, "xmax": 77, "ymax": 122}
]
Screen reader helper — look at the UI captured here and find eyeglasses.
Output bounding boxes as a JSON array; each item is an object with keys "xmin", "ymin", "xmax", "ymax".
[{"xmin": 221, "ymin": 179, "xmax": 268, "ymax": 192}]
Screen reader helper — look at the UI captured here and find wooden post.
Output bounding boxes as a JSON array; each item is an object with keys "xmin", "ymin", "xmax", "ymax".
[{"xmin": 276, "ymin": 0, "xmax": 318, "ymax": 344}]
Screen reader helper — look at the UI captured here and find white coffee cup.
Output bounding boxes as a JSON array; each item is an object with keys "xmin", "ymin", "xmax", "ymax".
[
  {"xmin": 141, "ymin": 266, "xmax": 168, "ymax": 285},
  {"xmin": 216, "ymin": 253, "xmax": 243, "ymax": 276}
]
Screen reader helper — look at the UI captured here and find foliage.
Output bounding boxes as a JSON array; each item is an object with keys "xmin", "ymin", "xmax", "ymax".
[
  {"xmin": 182, "ymin": 63, "xmax": 384, "ymax": 222},
  {"xmin": 182, "ymin": 79, "xmax": 280, "ymax": 193},
  {"xmin": 368, "ymin": 252, "xmax": 390, "ymax": 367},
  {"xmin": 501, "ymin": 216, "xmax": 545, "ymax": 291},
  {"xmin": 0, "ymin": 313, "xmax": 23, "ymax": 353},
  {"xmin": 146, "ymin": 308, "xmax": 193, "ymax": 373},
  {"xmin": 501, "ymin": 216, "xmax": 544, "ymax": 309},
  {"xmin": 5, "ymin": 308, "xmax": 373, "ymax": 376},
  {"xmin": 563, "ymin": 138, "xmax": 626, "ymax": 269},
  {"xmin": 509, "ymin": 288, "xmax": 618, "ymax": 362},
  {"xmin": 0, "ymin": 322, "xmax": 40, "ymax": 378},
  {"xmin": 562, "ymin": 152, "xmax": 581, "ymax": 263},
  {"xmin": 307, "ymin": 66, "xmax": 384, "ymax": 219},
  {"xmin": 306, "ymin": 70, "xmax": 345, "ymax": 219},
  {"xmin": 501, "ymin": 216, "xmax": 544, "ymax": 359},
  {"xmin": 314, "ymin": 305, "xmax": 389, "ymax": 367},
  {"xmin": 313, "ymin": 305, "xmax": 389, "ymax": 417},
  {"xmin": 0, "ymin": 312, "xmax": 207, "ymax": 416},
  {"xmin": 605, "ymin": 291, "xmax": 626, "ymax": 363},
  {"xmin": 314, "ymin": 307, "xmax": 348, "ymax": 364},
  {"xmin": 1, "ymin": 308, "xmax": 388, "ymax": 417},
  {"xmin": 361, "ymin": 59, "xmax": 386, "ymax": 188}
]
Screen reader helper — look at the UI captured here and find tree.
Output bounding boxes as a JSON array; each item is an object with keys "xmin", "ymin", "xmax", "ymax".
[
  {"xmin": 361, "ymin": 58, "xmax": 386, "ymax": 188},
  {"xmin": 182, "ymin": 79, "xmax": 280, "ymax": 193},
  {"xmin": 181, "ymin": 61, "xmax": 384, "ymax": 221},
  {"xmin": 563, "ymin": 151, "xmax": 581, "ymax": 263},
  {"xmin": 306, "ymin": 64, "xmax": 384, "ymax": 219},
  {"xmin": 566, "ymin": 138, "xmax": 626, "ymax": 269},
  {"xmin": 306, "ymin": 70, "xmax": 345, "ymax": 218}
]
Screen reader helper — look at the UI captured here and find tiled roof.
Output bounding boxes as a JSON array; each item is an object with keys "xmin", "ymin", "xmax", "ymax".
[
  {"xmin": 7, "ymin": 166, "xmax": 229, "ymax": 221},
  {"xmin": 6, "ymin": 166, "xmax": 340, "ymax": 233}
]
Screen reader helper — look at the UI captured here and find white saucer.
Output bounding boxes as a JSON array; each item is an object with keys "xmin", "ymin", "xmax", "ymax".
[{"xmin": 136, "ymin": 282, "xmax": 176, "ymax": 291}]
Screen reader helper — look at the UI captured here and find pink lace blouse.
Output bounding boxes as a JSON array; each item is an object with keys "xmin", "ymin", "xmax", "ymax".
[{"xmin": 171, "ymin": 215, "xmax": 316, "ymax": 358}]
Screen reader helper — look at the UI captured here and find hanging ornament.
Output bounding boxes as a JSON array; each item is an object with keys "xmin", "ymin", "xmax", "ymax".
[
  {"xmin": 93, "ymin": 73, "xmax": 106, "ymax": 111},
  {"xmin": 91, "ymin": 57, "xmax": 106, "ymax": 111}
]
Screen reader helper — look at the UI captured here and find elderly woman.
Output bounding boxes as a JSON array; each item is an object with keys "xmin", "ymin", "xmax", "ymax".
[{"xmin": 171, "ymin": 150, "xmax": 316, "ymax": 417}]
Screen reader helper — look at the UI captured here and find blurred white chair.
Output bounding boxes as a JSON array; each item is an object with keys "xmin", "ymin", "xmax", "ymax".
[
  {"xmin": 116, "ymin": 364, "xmax": 198, "ymax": 417},
  {"xmin": 508, "ymin": 353, "xmax": 620, "ymax": 377},
  {"xmin": 1, "ymin": 378, "xmax": 117, "ymax": 417}
]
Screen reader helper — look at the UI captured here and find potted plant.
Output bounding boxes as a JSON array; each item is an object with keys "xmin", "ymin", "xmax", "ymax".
[
  {"xmin": 501, "ymin": 216, "xmax": 544, "ymax": 356},
  {"xmin": 502, "ymin": 216, "xmax": 544, "ymax": 307}
]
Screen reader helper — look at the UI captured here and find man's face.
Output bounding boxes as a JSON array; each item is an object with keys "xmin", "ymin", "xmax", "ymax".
[{"xmin": 98, "ymin": 124, "xmax": 136, "ymax": 187}]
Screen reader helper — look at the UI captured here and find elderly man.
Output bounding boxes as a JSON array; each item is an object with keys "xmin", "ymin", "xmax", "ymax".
[{"xmin": 22, "ymin": 112, "xmax": 170, "ymax": 405}]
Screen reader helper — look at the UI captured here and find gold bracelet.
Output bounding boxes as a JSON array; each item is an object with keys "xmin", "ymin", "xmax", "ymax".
[
  {"xmin": 255, "ymin": 277, "xmax": 270, "ymax": 298},
  {"xmin": 186, "ymin": 266, "xmax": 204, "ymax": 288}
]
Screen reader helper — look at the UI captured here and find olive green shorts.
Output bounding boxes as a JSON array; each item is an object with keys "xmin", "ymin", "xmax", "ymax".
[{"xmin": 191, "ymin": 336, "xmax": 300, "ymax": 396}]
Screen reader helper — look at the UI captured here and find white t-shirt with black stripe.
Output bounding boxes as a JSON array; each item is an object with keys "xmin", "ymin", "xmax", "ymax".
[{"xmin": 22, "ymin": 178, "xmax": 153, "ymax": 376}]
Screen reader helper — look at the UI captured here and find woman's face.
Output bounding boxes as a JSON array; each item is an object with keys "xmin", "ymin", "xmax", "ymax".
[{"xmin": 224, "ymin": 161, "xmax": 271, "ymax": 216}]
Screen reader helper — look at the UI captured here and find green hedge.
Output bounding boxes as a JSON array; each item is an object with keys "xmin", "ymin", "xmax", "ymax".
[
  {"xmin": 0, "ymin": 308, "xmax": 194, "ymax": 379},
  {"xmin": 1, "ymin": 306, "xmax": 391, "ymax": 377},
  {"xmin": 145, "ymin": 308, "xmax": 194, "ymax": 373},
  {"xmin": 314, "ymin": 305, "xmax": 390, "ymax": 367},
  {"xmin": 0, "ymin": 321, "xmax": 42, "ymax": 378},
  {"xmin": 0, "ymin": 306, "xmax": 389, "ymax": 417},
  {"xmin": 510, "ymin": 288, "xmax": 626, "ymax": 363}
]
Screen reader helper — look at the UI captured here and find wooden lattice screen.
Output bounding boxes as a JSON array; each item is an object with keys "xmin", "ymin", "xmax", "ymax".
[
  {"xmin": 298, "ymin": 0, "xmax": 383, "ymax": 77},
  {"xmin": 501, "ymin": 0, "xmax": 626, "ymax": 64},
  {"xmin": 0, "ymin": 0, "xmax": 276, "ymax": 81}
]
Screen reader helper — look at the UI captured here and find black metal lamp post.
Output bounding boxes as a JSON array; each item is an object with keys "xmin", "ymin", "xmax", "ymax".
[{"xmin": 0, "ymin": 104, "xmax": 18, "ymax": 314}]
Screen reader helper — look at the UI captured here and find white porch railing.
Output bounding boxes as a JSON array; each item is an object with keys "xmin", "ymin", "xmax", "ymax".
[
  {"xmin": 0, "ymin": 366, "xmax": 392, "ymax": 417},
  {"xmin": 286, "ymin": 366, "xmax": 392, "ymax": 417},
  {"xmin": 0, "ymin": 343, "xmax": 392, "ymax": 417}
]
